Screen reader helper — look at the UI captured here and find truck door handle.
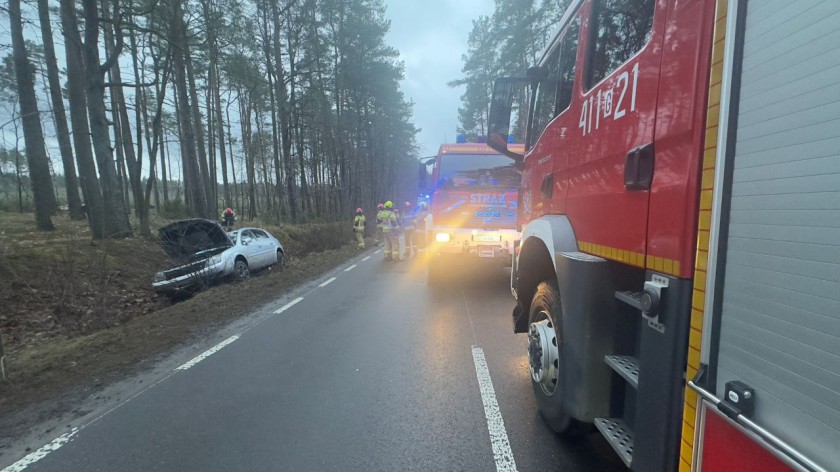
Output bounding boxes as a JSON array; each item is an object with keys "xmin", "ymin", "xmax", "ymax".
[{"xmin": 624, "ymin": 143, "xmax": 654, "ymax": 191}]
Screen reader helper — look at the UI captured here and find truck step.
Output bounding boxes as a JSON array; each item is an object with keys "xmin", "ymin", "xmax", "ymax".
[
  {"xmin": 605, "ymin": 355, "xmax": 640, "ymax": 389},
  {"xmin": 615, "ymin": 290, "xmax": 644, "ymax": 311},
  {"xmin": 595, "ymin": 418, "xmax": 634, "ymax": 468}
]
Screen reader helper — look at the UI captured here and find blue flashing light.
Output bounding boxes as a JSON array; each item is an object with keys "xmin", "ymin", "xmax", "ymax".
[
  {"xmin": 507, "ymin": 134, "xmax": 515, "ymax": 144},
  {"xmin": 455, "ymin": 134, "xmax": 466, "ymax": 143},
  {"xmin": 476, "ymin": 135, "xmax": 487, "ymax": 143}
]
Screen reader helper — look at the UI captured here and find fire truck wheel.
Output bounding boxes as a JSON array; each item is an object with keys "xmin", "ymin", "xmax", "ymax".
[{"xmin": 528, "ymin": 280, "xmax": 589, "ymax": 438}]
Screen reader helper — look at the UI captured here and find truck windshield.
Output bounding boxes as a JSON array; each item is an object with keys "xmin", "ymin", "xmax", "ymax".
[{"xmin": 437, "ymin": 154, "xmax": 519, "ymax": 189}]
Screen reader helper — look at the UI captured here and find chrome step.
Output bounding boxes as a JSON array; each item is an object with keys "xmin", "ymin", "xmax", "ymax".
[
  {"xmin": 615, "ymin": 290, "xmax": 644, "ymax": 310},
  {"xmin": 605, "ymin": 355, "xmax": 640, "ymax": 389},
  {"xmin": 595, "ymin": 417, "xmax": 634, "ymax": 468}
]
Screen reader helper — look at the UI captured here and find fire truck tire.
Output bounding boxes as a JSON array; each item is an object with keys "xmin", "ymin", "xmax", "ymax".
[{"xmin": 528, "ymin": 280, "xmax": 590, "ymax": 438}]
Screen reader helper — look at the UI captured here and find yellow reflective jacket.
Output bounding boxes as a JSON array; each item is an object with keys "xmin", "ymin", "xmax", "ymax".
[
  {"xmin": 353, "ymin": 214, "xmax": 366, "ymax": 232},
  {"xmin": 377, "ymin": 210, "xmax": 398, "ymax": 232}
]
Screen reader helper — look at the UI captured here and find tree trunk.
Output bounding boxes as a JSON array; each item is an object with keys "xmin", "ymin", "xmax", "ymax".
[
  {"xmin": 270, "ymin": 0, "xmax": 298, "ymax": 222},
  {"xmin": 213, "ymin": 63, "xmax": 231, "ymax": 208},
  {"xmin": 37, "ymin": 0, "xmax": 83, "ymax": 220},
  {"xmin": 9, "ymin": 0, "xmax": 56, "ymax": 230},
  {"xmin": 169, "ymin": 1, "xmax": 207, "ymax": 217},
  {"xmin": 59, "ymin": 0, "xmax": 106, "ymax": 239},
  {"xmin": 185, "ymin": 47, "xmax": 215, "ymax": 217},
  {"xmin": 103, "ymin": 2, "xmax": 147, "ymax": 234},
  {"xmin": 80, "ymin": 0, "xmax": 132, "ymax": 238}
]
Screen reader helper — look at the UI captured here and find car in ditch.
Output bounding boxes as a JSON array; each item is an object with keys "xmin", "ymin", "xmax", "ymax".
[{"xmin": 152, "ymin": 219, "xmax": 285, "ymax": 296}]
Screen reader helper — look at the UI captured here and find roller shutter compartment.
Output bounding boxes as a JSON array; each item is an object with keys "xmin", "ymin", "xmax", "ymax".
[{"xmin": 714, "ymin": 0, "xmax": 840, "ymax": 468}]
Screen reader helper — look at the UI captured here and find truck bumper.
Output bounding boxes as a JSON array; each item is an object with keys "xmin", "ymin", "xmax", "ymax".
[{"xmin": 426, "ymin": 228, "xmax": 519, "ymax": 265}]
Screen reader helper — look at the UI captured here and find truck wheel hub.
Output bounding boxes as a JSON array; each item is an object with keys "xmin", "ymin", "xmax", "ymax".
[{"xmin": 528, "ymin": 317, "xmax": 559, "ymax": 395}]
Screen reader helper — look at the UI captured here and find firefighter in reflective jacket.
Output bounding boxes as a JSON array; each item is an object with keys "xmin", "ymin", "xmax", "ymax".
[
  {"xmin": 402, "ymin": 201, "xmax": 415, "ymax": 257},
  {"xmin": 377, "ymin": 201, "xmax": 400, "ymax": 261},
  {"xmin": 374, "ymin": 203, "xmax": 385, "ymax": 245},
  {"xmin": 353, "ymin": 208, "xmax": 366, "ymax": 249}
]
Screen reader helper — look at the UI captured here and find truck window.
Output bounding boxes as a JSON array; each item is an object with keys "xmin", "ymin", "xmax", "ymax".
[
  {"xmin": 587, "ymin": 0, "xmax": 655, "ymax": 88},
  {"xmin": 437, "ymin": 154, "xmax": 519, "ymax": 190},
  {"xmin": 529, "ymin": 49, "xmax": 561, "ymax": 144},
  {"xmin": 556, "ymin": 15, "xmax": 581, "ymax": 112}
]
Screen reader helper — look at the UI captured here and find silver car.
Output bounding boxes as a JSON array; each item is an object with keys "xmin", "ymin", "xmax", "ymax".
[{"xmin": 152, "ymin": 219, "xmax": 285, "ymax": 295}]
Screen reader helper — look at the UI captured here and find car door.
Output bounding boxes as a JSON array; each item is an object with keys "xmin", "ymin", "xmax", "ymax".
[
  {"xmin": 239, "ymin": 230, "xmax": 261, "ymax": 267},
  {"xmin": 251, "ymin": 230, "xmax": 273, "ymax": 268}
]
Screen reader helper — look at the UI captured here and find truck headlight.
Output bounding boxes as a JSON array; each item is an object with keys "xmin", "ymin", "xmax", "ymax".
[{"xmin": 435, "ymin": 232, "xmax": 452, "ymax": 243}]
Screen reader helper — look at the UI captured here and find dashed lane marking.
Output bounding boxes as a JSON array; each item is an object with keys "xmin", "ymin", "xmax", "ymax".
[
  {"xmin": 344, "ymin": 264, "xmax": 357, "ymax": 272},
  {"xmin": 2, "ymin": 428, "xmax": 79, "ymax": 472},
  {"xmin": 362, "ymin": 256, "xmax": 371, "ymax": 261},
  {"xmin": 318, "ymin": 277, "xmax": 337, "ymax": 287},
  {"xmin": 274, "ymin": 297, "xmax": 303, "ymax": 314},
  {"xmin": 374, "ymin": 250, "xmax": 382, "ymax": 254},
  {"xmin": 175, "ymin": 335, "xmax": 241, "ymax": 371},
  {"xmin": 472, "ymin": 346, "xmax": 518, "ymax": 472}
]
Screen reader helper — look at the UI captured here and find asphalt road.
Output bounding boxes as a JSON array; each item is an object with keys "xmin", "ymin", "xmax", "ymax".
[{"xmin": 3, "ymin": 249, "xmax": 627, "ymax": 472}]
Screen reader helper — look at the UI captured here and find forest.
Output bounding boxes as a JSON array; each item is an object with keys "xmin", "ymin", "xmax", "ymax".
[{"xmin": 2, "ymin": 0, "xmax": 419, "ymax": 238}]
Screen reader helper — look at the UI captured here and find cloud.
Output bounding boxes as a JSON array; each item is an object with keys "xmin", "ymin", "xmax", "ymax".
[{"xmin": 384, "ymin": 0, "xmax": 494, "ymax": 156}]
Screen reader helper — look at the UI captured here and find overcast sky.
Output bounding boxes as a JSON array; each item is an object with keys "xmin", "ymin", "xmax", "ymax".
[{"xmin": 383, "ymin": 0, "xmax": 494, "ymax": 157}]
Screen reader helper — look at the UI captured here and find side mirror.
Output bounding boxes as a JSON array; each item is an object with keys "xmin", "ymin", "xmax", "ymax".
[
  {"xmin": 488, "ymin": 77, "xmax": 529, "ymax": 162},
  {"xmin": 418, "ymin": 157, "xmax": 435, "ymax": 192}
]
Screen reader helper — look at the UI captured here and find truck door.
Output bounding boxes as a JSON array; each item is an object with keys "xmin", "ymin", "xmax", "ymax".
[{"xmin": 565, "ymin": 0, "xmax": 664, "ymax": 262}]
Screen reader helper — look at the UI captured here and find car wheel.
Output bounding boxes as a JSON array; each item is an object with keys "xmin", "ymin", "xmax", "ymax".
[
  {"xmin": 528, "ymin": 280, "xmax": 589, "ymax": 437},
  {"xmin": 234, "ymin": 259, "xmax": 250, "ymax": 279},
  {"xmin": 276, "ymin": 249, "xmax": 285, "ymax": 269}
]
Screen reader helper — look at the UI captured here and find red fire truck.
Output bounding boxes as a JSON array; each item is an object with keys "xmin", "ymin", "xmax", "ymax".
[
  {"xmin": 423, "ymin": 142, "xmax": 525, "ymax": 282},
  {"xmin": 487, "ymin": 0, "xmax": 838, "ymax": 470}
]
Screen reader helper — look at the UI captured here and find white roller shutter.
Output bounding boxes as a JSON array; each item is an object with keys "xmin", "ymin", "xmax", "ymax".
[{"xmin": 714, "ymin": 0, "xmax": 840, "ymax": 468}]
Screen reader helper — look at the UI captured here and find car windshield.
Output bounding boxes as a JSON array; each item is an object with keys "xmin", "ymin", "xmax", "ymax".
[{"xmin": 438, "ymin": 154, "xmax": 520, "ymax": 189}]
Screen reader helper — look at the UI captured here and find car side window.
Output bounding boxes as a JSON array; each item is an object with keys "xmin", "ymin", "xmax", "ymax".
[
  {"xmin": 254, "ymin": 230, "xmax": 269, "ymax": 239},
  {"xmin": 241, "ymin": 230, "xmax": 255, "ymax": 244},
  {"xmin": 587, "ymin": 0, "xmax": 655, "ymax": 88}
]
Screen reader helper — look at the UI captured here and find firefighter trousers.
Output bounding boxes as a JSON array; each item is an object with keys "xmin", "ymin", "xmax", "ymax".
[
  {"xmin": 383, "ymin": 232, "xmax": 400, "ymax": 260},
  {"xmin": 355, "ymin": 230, "xmax": 365, "ymax": 249}
]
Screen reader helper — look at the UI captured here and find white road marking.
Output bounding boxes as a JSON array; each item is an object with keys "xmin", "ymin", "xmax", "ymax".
[
  {"xmin": 374, "ymin": 249, "xmax": 382, "ymax": 254},
  {"xmin": 274, "ymin": 297, "xmax": 303, "ymax": 314},
  {"xmin": 472, "ymin": 346, "xmax": 518, "ymax": 472},
  {"xmin": 318, "ymin": 277, "xmax": 337, "ymax": 287},
  {"xmin": 362, "ymin": 256, "xmax": 371, "ymax": 261},
  {"xmin": 2, "ymin": 428, "xmax": 79, "ymax": 472},
  {"xmin": 175, "ymin": 335, "xmax": 240, "ymax": 371},
  {"xmin": 344, "ymin": 264, "xmax": 357, "ymax": 272}
]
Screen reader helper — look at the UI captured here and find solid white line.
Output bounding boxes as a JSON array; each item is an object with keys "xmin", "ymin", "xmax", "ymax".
[
  {"xmin": 2, "ymin": 428, "xmax": 79, "ymax": 472},
  {"xmin": 471, "ymin": 346, "xmax": 518, "ymax": 472},
  {"xmin": 362, "ymin": 256, "xmax": 371, "ymax": 261},
  {"xmin": 344, "ymin": 264, "xmax": 357, "ymax": 272},
  {"xmin": 274, "ymin": 297, "xmax": 303, "ymax": 314},
  {"xmin": 175, "ymin": 335, "xmax": 240, "ymax": 371},
  {"xmin": 374, "ymin": 249, "xmax": 382, "ymax": 254},
  {"xmin": 318, "ymin": 277, "xmax": 337, "ymax": 287}
]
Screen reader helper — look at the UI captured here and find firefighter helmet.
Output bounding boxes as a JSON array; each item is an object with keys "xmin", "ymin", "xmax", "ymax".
[
  {"xmin": 384, "ymin": 201, "xmax": 394, "ymax": 209},
  {"xmin": 355, "ymin": 207, "xmax": 363, "ymax": 214},
  {"xmin": 377, "ymin": 203, "xmax": 384, "ymax": 210},
  {"xmin": 224, "ymin": 207, "xmax": 234, "ymax": 216}
]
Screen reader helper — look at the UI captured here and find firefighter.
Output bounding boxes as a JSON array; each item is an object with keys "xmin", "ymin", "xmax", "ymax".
[
  {"xmin": 377, "ymin": 201, "xmax": 400, "ymax": 261},
  {"xmin": 414, "ymin": 202, "xmax": 429, "ymax": 255},
  {"xmin": 221, "ymin": 207, "xmax": 236, "ymax": 230},
  {"xmin": 374, "ymin": 202, "xmax": 385, "ymax": 245},
  {"xmin": 402, "ymin": 201, "xmax": 415, "ymax": 257},
  {"xmin": 353, "ymin": 208, "xmax": 366, "ymax": 249}
]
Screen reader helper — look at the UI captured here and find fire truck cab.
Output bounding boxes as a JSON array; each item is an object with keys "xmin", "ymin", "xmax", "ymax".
[{"xmin": 487, "ymin": 0, "xmax": 839, "ymax": 470}]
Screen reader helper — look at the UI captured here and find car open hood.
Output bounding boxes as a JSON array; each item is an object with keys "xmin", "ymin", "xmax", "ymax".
[{"xmin": 158, "ymin": 219, "xmax": 233, "ymax": 263}]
